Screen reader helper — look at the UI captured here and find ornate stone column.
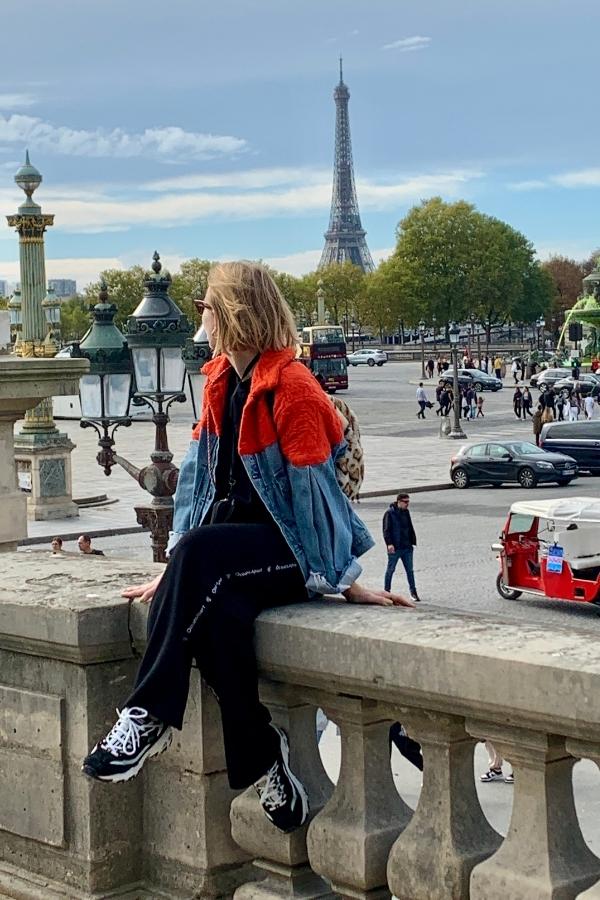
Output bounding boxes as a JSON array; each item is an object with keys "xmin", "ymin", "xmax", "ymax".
[
  {"xmin": 231, "ymin": 683, "xmax": 334, "ymax": 899},
  {"xmin": 307, "ymin": 696, "xmax": 411, "ymax": 900},
  {"xmin": 468, "ymin": 723, "xmax": 600, "ymax": 899},
  {"xmin": 7, "ymin": 153, "xmax": 79, "ymax": 520},
  {"xmin": 387, "ymin": 709, "xmax": 500, "ymax": 900}
]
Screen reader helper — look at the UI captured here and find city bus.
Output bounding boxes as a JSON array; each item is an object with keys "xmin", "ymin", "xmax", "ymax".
[{"xmin": 299, "ymin": 325, "xmax": 348, "ymax": 392}]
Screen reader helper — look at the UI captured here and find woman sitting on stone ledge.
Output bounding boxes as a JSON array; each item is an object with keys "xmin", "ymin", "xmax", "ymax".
[{"xmin": 82, "ymin": 261, "xmax": 415, "ymax": 833}]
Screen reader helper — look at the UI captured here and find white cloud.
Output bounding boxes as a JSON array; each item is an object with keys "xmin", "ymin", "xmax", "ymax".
[
  {"xmin": 507, "ymin": 179, "xmax": 548, "ymax": 191},
  {"xmin": 0, "ymin": 256, "xmax": 125, "ymax": 287},
  {"xmin": 0, "ymin": 166, "xmax": 481, "ymax": 235},
  {"xmin": 382, "ymin": 36, "xmax": 431, "ymax": 52},
  {"xmin": 552, "ymin": 168, "xmax": 600, "ymax": 188},
  {"xmin": 0, "ymin": 114, "xmax": 247, "ymax": 161},
  {"xmin": 0, "ymin": 93, "xmax": 37, "ymax": 111},
  {"xmin": 144, "ymin": 167, "xmax": 331, "ymax": 193},
  {"xmin": 534, "ymin": 240, "xmax": 595, "ymax": 262}
]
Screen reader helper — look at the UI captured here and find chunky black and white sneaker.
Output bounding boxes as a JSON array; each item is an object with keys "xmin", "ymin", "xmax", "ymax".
[
  {"xmin": 81, "ymin": 706, "xmax": 172, "ymax": 783},
  {"xmin": 254, "ymin": 725, "xmax": 309, "ymax": 833}
]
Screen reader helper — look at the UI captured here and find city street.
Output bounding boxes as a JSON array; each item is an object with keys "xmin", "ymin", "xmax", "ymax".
[{"xmin": 40, "ymin": 360, "xmax": 600, "ymax": 634}]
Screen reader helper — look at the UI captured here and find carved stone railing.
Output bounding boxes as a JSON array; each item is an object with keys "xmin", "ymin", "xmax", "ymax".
[{"xmin": 1, "ymin": 552, "xmax": 600, "ymax": 898}]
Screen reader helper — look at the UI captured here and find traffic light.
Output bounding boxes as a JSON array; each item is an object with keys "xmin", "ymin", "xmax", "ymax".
[{"xmin": 568, "ymin": 322, "xmax": 583, "ymax": 341}]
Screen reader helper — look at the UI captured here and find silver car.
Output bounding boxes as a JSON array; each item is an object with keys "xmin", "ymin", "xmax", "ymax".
[{"xmin": 347, "ymin": 348, "xmax": 388, "ymax": 367}]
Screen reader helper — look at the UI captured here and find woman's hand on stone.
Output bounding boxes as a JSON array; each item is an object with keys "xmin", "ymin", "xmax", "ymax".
[
  {"xmin": 343, "ymin": 582, "xmax": 416, "ymax": 608},
  {"xmin": 121, "ymin": 573, "xmax": 163, "ymax": 604}
]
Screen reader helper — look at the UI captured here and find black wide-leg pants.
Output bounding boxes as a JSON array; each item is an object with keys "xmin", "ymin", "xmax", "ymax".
[{"xmin": 125, "ymin": 522, "xmax": 308, "ymax": 789}]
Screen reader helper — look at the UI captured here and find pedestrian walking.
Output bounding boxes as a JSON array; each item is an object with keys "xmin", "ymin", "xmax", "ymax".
[
  {"xmin": 383, "ymin": 493, "xmax": 420, "ymax": 602},
  {"xmin": 81, "ymin": 261, "xmax": 415, "ymax": 834},
  {"xmin": 532, "ymin": 405, "xmax": 543, "ymax": 446},
  {"xmin": 436, "ymin": 356, "xmax": 443, "ymax": 376},
  {"xmin": 585, "ymin": 394, "xmax": 596, "ymax": 420},
  {"xmin": 513, "ymin": 386, "xmax": 523, "ymax": 419},
  {"xmin": 522, "ymin": 387, "xmax": 533, "ymax": 417},
  {"xmin": 476, "ymin": 394, "xmax": 485, "ymax": 417},
  {"xmin": 465, "ymin": 386, "xmax": 476, "ymax": 419},
  {"xmin": 426, "ymin": 358, "xmax": 435, "ymax": 379},
  {"xmin": 480, "ymin": 741, "xmax": 514, "ymax": 784},
  {"xmin": 416, "ymin": 382, "xmax": 428, "ymax": 419},
  {"xmin": 569, "ymin": 392, "xmax": 580, "ymax": 421},
  {"xmin": 435, "ymin": 381, "xmax": 444, "ymax": 415},
  {"xmin": 494, "ymin": 355, "xmax": 502, "ymax": 379},
  {"xmin": 462, "ymin": 387, "xmax": 470, "ymax": 419},
  {"xmin": 511, "ymin": 359, "xmax": 520, "ymax": 384},
  {"xmin": 440, "ymin": 387, "xmax": 451, "ymax": 417}
]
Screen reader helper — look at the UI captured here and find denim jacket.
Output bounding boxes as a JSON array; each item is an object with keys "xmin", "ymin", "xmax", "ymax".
[{"xmin": 167, "ymin": 348, "xmax": 374, "ymax": 594}]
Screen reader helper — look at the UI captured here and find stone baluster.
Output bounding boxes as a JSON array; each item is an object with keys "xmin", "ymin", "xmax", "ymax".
[
  {"xmin": 387, "ymin": 708, "xmax": 500, "ymax": 900},
  {"xmin": 231, "ymin": 683, "xmax": 334, "ymax": 899},
  {"xmin": 143, "ymin": 671, "xmax": 255, "ymax": 897},
  {"xmin": 468, "ymin": 723, "xmax": 600, "ymax": 899},
  {"xmin": 563, "ymin": 737, "xmax": 600, "ymax": 899},
  {"xmin": 307, "ymin": 696, "xmax": 412, "ymax": 900}
]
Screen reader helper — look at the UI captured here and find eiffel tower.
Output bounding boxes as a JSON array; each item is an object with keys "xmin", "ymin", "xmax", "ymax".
[{"xmin": 319, "ymin": 59, "xmax": 374, "ymax": 272}]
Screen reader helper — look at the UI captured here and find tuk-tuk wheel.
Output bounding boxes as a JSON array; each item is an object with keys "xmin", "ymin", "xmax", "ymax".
[{"xmin": 496, "ymin": 573, "xmax": 522, "ymax": 600}]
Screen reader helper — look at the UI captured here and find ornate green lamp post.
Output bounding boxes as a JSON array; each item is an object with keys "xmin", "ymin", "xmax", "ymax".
[
  {"xmin": 76, "ymin": 255, "xmax": 193, "ymax": 561},
  {"xmin": 75, "ymin": 281, "xmax": 134, "ymax": 475},
  {"xmin": 449, "ymin": 322, "xmax": 467, "ymax": 439},
  {"xmin": 419, "ymin": 319, "xmax": 426, "ymax": 378},
  {"xmin": 8, "ymin": 289, "xmax": 22, "ymax": 350}
]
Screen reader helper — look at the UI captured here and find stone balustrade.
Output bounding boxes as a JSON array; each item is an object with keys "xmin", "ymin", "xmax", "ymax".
[{"xmin": 1, "ymin": 551, "xmax": 600, "ymax": 898}]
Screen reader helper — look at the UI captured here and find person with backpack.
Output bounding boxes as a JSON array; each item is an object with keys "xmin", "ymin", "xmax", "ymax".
[
  {"xmin": 383, "ymin": 493, "xmax": 420, "ymax": 602},
  {"xmin": 81, "ymin": 261, "xmax": 415, "ymax": 833}
]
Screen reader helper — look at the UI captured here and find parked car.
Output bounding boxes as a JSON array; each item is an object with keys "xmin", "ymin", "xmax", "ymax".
[
  {"xmin": 530, "ymin": 368, "xmax": 573, "ymax": 390},
  {"xmin": 540, "ymin": 421, "xmax": 600, "ymax": 474},
  {"xmin": 347, "ymin": 348, "xmax": 388, "ymax": 367},
  {"xmin": 450, "ymin": 440, "xmax": 578, "ymax": 489},
  {"xmin": 551, "ymin": 374, "xmax": 600, "ymax": 398}
]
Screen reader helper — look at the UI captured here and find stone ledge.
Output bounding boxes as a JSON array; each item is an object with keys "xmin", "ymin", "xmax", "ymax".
[{"xmin": 0, "ymin": 552, "xmax": 162, "ymax": 663}]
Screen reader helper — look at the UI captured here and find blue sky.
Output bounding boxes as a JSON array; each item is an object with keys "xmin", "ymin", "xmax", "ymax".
[{"xmin": 0, "ymin": 0, "xmax": 598, "ymax": 289}]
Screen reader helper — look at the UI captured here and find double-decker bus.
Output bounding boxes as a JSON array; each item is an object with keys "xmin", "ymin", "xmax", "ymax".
[{"xmin": 299, "ymin": 325, "xmax": 348, "ymax": 392}]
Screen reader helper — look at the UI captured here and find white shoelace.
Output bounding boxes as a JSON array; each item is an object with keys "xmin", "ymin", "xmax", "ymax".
[
  {"xmin": 101, "ymin": 706, "xmax": 157, "ymax": 757},
  {"xmin": 257, "ymin": 760, "xmax": 287, "ymax": 811}
]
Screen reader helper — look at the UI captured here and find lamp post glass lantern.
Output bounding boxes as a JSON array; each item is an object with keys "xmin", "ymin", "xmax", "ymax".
[
  {"xmin": 432, "ymin": 314, "xmax": 437, "ymax": 352},
  {"xmin": 77, "ymin": 255, "xmax": 193, "ymax": 562},
  {"xmin": 183, "ymin": 323, "xmax": 211, "ymax": 421},
  {"xmin": 419, "ymin": 319, "xmax": 426, "ymax": 378},
  {"xmin": 449, "ymin": 322, "xmax": 466, "ymax": 439}
]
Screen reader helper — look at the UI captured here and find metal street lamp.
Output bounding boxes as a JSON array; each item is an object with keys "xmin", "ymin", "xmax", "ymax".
[
  {"xmin": 75, "ymin": 254, "xmax": 193, "ymax": 562},
  {"xmin": 75, "ymin": 283, "xmax": 134, "ymax": 474},
  {"xmin": 419, "ymin": 319, "xmax": 426, "ymax": 378},
  {"xmin": 476, "ymin": 322, "xmax": 482, "ymax": 369},
  {"xmin": 536, "ymin": 316, "xmax": 545, "ymax": 351},
  {"xmin": 123, "ymin": 252, "xmax": 193, "ymax": 560},
  {"xmin": 8, "ymin": 288, "xmax": 22, "ymax": 350},
  {"xmin": 42, "ymin": 285, "xmax": 61, "ymax": 350},
  {"xmin": 182, "ymin": 324, "xmax": 211, "ymax": 421},
  {"xmin": 432, "ymin": 314, "xmax": 437, "ymax": 352},
  {"xmin": 449, "ymin": 322, "xmax": 467, "ymax": 439}
]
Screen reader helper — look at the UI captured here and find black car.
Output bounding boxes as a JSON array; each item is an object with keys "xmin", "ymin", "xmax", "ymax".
[
  {"xmin": 440, "ymin": 371, "xmax": 473, "ymax": 390},
  {"xmin": 454, "ymin": 369, "xmax": 502, "ymax": 391},
  {"xmin": 551, "ymin": 374, "xmax": 600, "ymax": 398},
  {"xmin": 540, "ymin": 421, "xmax": 600, "ymax": 474},
  {"xmin": 530, "ymin": 368, "xmax": 573, "ymax": 390},
  {"xmin": 450, "ymin": 440, "xmax": 578, "ymax": 489}
]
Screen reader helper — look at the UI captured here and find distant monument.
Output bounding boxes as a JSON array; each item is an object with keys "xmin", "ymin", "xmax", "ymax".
[
  {"xmin": 319, "ymin": 59, "xmax": 374, "ymax": 272},
  {"xmin": 7, "ymin": 152, "xmax": 78, "ymax": 520}
]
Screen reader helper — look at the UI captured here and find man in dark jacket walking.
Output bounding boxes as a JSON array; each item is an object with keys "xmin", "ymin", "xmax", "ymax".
[{"xmin": 383, "ymin": 493, "xmax": 420, "ymax": 601}]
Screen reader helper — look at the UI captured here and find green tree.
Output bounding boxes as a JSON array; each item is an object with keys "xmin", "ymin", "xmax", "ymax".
[
  {"xmin": 170, "ymin": 258, "xmax": 212, "ymax": 325},
  {"xmin": 389, "ymin": 197, "xmax": 552, "ymax": 338},
  {"xmin": 313, "ymin": 262, "xmax": 365, "ymax": 328},
  {"xmin": 542, "ymin": 255, "xmax": 586, "ymax": 332},
  {"xmin": 83, "ymin": 266, "xmax": 146, "ymax": 329},
  {"xmin": 60, "ymin": 295, "xmax": 92, "ymax": 342}
]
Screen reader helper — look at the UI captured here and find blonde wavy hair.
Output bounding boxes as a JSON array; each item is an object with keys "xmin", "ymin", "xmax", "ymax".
[{"xmin": 206, "ymin": 261, "xmax": 298, "ymax": 355}]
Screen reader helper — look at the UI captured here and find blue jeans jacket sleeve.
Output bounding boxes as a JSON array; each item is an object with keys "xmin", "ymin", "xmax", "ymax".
[
  {"xmin": 287, "ymin": 454, "xmax": 374, "ymax": 594},
  {"xmin": 166, "ymin": 440, "xmax": 196, "ymax": 556}
]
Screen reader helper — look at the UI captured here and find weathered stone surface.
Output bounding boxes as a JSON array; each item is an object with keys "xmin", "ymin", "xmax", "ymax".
[
  {"xmin": 308, "ymin": 696, "xmax": 410, "ymax": 899},
  {"xmin": 0, "ymin": 685, "xmax": 63, "ymax": 845}
]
